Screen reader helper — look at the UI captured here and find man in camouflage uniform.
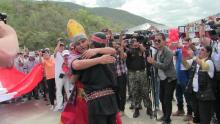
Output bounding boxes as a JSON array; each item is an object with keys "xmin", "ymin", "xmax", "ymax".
[{"xmin": 126, "ymin": 37, "xmax": 152, "ymax": 118}]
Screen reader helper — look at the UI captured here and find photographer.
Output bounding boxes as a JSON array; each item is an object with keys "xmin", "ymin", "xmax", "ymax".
[
  {"xmin": 126, "ymin": 35, "xmax": 152, "ymax": 118},
  {"xmin": 147, "ymin": 33, "xmax": 176, "ymax": 124},
  {"xmin": 0, "ymin": 21, "xmax": 19, "ymax": 67}
]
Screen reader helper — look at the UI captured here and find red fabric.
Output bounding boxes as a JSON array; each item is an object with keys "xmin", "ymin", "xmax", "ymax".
[
  {"xmin": 0, "ymin": 64, "xmax": 43, "ymax": 98},
  {"xmin": 182, "ymin": 46, "xmax": 190, "ymax": 59},
  {"xmin": 116, "ymin": 112, "xmax": 122, "ymax": 124},
  {"xmin": 14, "ymin": 64, "xmax": 43, "ymax": 97},
  {"xmin": 60, "ymin": 81, "xmax": 122, "ymax": 124},
  {"xmin": 0, "ymin": 66, "xmax": 25, "ymax": 91},
  {"xmin": 60, "ymin": 81, "xmax": 88, "ymax": 124},
  {"xmin": 168, "ymin": 28, "xmax": 179, "ymax": 42}
]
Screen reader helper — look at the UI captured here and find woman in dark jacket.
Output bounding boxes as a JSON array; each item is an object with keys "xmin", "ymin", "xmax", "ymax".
[{"xmin": 186, "ymin": 46, "xmax": 215, "ymax": 124}]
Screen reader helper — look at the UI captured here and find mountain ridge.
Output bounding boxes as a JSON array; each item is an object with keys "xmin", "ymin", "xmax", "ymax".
[{"xmin": 52, "ymin": 1, "xmax": 164, "ymax": 28}]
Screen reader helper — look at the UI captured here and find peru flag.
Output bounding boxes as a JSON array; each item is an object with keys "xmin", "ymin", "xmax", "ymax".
[{"xmin": 0, "ymin": 64, "xmax": 43, "ymax": 102}]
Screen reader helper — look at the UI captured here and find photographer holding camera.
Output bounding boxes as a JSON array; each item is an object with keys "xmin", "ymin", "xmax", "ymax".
[
  {"xmin": 126, "ymin": 35, "xmax": 152, "ymax": 118},
  {"xmin": 0, "ymin": 13, "xmax": 19, "ymax": 67}
]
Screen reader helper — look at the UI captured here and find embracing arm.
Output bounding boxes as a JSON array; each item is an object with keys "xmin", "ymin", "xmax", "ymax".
[
  {"xmin": 72, "ymin": 54, "xmax": 116, "ymax": 70},
  {"xmin": 93, "ymin": 47, "xmax": 116, "ymax": 55}
]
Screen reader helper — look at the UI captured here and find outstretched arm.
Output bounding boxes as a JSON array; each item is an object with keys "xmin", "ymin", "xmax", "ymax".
[{"xmin": 0, "ymin": 22, "xmax": 19, "ymax": 67}]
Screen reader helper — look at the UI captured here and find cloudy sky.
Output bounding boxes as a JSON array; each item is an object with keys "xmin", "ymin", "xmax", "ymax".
[{"xmin": 54, "ymin": 0, "xmax": 220, "ymax": 26}]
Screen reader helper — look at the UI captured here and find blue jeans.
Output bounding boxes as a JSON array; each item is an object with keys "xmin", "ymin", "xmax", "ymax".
[{"xmin": 175, "ymin": 82, "xmax": 192, "ymax": 115}]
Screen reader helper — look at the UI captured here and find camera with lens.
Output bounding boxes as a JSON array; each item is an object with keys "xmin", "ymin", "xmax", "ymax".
[
  {"xmin": 0, "ymin": 12, "xmax": 7, "ymax": 24},
  {"xmin": 134, "ymin": 30, "xmax": 152, "ymax": 48},
  {"xmin": 113, "ymin": 33, "xmax": 133, "ymax": 40},
  {"xmin": 201, "ymin": 17, "xmax": 220, "ymax": 30}
]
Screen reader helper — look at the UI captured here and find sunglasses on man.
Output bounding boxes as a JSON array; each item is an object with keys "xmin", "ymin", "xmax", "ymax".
[{"xmin": 154, "ymin": 39, "xmax": 161, "ymax": 43}]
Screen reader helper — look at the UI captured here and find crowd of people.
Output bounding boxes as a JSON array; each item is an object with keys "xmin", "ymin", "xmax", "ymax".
[{"xmin": 1, "ymin": 16, "xmax": 220, "ymax": 124}]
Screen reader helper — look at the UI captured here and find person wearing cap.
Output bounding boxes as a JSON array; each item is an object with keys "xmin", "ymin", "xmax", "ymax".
[
  {"xmin": 72, "ymin": 32, "xmax": 119, "ymax": 124},
  {"xmin": 101, "ymin": 28, "xmax": 113, "ymax": 46},
  {"xmin": 27, "ymin": 51, "xmax": 40, "ymax": 100},
  {"xmin": 61, "ymin": 33, "xmax": 119, "ymax": 124},
  {"xmin": 14, "ymin": 51, "xmax": 25, "ymax": 73},
  {"xmin": 54, "ymin": 38, "xmax": 71, "ymax": 111},
  {"xmin": 61, "ymin": 49, "xmax": 71, "ymax": 98},
  {"xmin": 22, "ymin": 53, "xmax": 29, "ymax": 74},
  {"xmin": 126, "ymin": 36, "xmax": 152, "ymax": 118}
]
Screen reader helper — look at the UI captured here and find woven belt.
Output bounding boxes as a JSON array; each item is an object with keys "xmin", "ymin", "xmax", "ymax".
[{"xmin": 86, "ymin": 88, "xmax": 114, "ymax": 101}]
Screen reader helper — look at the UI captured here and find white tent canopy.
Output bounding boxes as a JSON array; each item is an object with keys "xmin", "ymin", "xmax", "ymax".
[
  {"xmin": 126, "ymin": 23, "xmax": 168, "ymax": 34},
  {"xmin": 126, "ymin": 23, "xmax": 151, "ymax": 34}
]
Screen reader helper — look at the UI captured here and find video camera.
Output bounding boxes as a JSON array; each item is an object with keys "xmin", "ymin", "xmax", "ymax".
[
  {"xmin": 113, "ymin": 30, "xmax": 153, "ymax": 48},
  {"xmin": 201, "ymin": 18, "xmax": 220, "ymax": 30},
  {"xmin": 0, "ymin": 12, "xmax": 7, "ymax": 24},
  {"xmin": 133, "ymin": 30, "xmax": 152, "ymax": 48}
]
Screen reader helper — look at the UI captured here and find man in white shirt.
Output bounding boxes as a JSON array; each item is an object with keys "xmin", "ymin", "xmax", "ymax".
[{"xmin": 54, "ymin": 39, "xmax": 71, "ymax": 111}]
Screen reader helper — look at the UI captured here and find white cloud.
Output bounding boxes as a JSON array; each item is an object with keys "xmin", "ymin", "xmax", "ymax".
[
  {"xmin": 70, "ymin": 0, "xmax": 97, "ymax": 7},
  {"xmin": 54, "ymin": 0, "xmax": 220, "ymax": 26}
]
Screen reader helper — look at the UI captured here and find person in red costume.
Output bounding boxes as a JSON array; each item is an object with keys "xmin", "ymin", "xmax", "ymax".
[{"xmin": 60, "ymin": 33, "xmax": 122, "ymax": 124}]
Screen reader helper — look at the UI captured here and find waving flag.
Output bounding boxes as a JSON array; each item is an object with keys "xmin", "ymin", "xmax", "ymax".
[{"xmin": 0, "ymin": 64, "xmax": 43, "ymax": 102}]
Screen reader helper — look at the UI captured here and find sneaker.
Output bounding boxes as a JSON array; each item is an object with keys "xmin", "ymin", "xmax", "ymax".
[
  {"xmin": 137, "ymin": 104, "xmax": 142, "ymax": 110},
  {"xmin": 28, "ymin": 97, "xmax": 32, "ymax": 100},
  {"xmin": 157, "ymin": 116, "xmax": 165, "ymax": 122},
  {"xmin": 50, "ymin": 105, "xmax": 55, "ymax": 110},
  {"xmin": 193, "ymin": 117, "xmax": 200, "ymax": 124},
  {"xmin": 129, "ymin": 104, "xmax": 134, "ymax": 110},
  {"xmin": 44, "ymin": 98, "xmax": 48, "ymax": 101},
  {"xmin": 172, "ymin": 110, "xmax": 185, "ymax": 116},
  {"xmin": 133, "ymin": 109, "xmax": 140, "ymax": 118},
  {"xmin": 146, "ymin": 109, "xmax": 153, "ymax": 118},
  {"xmin": 161, "ymin": 121, "xmax": 171, "ymax": 124},
  {"xmin": 53, "ymin": 106, "xmax": 63, "ymax": 112},
  {"xmin": 183, "ymin": 115, "xmax": 193, "ymax": 121},
  {"xmin": 34, "ymin": 97, "xmax": 39, "ymax": 100}
]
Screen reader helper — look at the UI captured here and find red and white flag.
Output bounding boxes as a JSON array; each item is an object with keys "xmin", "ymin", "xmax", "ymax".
[{"xmin": 0, "ymin": 64, "xmax": 43, "ymax": 102}]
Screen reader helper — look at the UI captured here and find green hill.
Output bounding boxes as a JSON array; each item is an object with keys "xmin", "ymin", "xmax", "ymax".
[
  {"xmin": 54, "ymin": 2, "xmax": 163, "ymax": 28},
  {"xmin": 0, "ymin": 0, "xmax": 163, "ymax": 50}
]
